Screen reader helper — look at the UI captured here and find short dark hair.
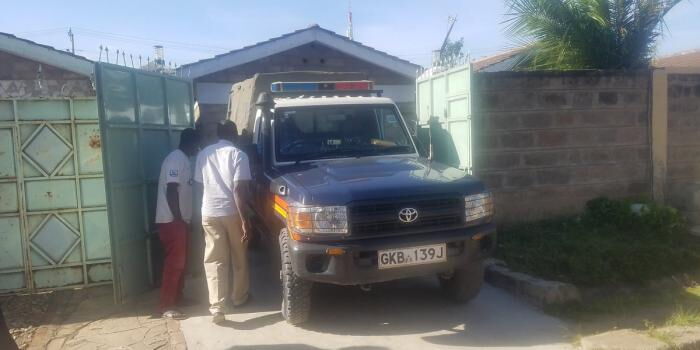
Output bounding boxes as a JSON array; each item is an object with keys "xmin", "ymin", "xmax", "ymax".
[
  {"xmin": 217, "ymin": 120, "xmax": 238, "ymax": 140},
  {"xmin": 179, "ymin": 128, "xmax": 199, "ymax": 148}
]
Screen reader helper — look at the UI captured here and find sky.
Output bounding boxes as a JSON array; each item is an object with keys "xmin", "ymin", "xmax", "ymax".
[{"xmin": 2, "ymin": 0, "xmax": 698, "ymax": 68}]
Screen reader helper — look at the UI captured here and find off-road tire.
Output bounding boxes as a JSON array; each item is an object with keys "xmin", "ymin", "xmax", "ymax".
[
  {"xmin": 279, "ymin": 229, "xmax": 312, "ymax": 325},
  {"xmin": 439, "ymin": 261, "xmax": 484, "ymax": 302}
]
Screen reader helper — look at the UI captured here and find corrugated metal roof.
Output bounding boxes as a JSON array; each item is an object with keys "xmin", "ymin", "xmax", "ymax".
[{"xmin": 472, "ymin": 48, "xmax": 525, "ymax": 72}]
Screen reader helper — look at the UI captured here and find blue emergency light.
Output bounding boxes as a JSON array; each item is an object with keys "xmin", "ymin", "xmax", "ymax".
[{"xmin": 270, "ymin": 81, "xmax": 374, "ymax": 92}]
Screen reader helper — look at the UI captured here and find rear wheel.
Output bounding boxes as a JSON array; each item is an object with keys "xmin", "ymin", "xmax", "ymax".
[
  {"xmin": 438, "ymin": 261, "xmax": 484, "ymax": 302},
  {"xmin": 279, "ymin": 229, "xmax": 312, "ymax": 325}
]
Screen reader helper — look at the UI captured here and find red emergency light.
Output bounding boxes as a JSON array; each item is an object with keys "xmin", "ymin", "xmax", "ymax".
[{"xmin": 271, "ymin": 81, "xmax": 374, "ymax": 92}]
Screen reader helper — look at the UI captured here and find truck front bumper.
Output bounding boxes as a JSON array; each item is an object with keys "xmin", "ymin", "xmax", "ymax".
[{"xmin": 288, "ymin": 223, "xmax": 496, "ymax": 285}]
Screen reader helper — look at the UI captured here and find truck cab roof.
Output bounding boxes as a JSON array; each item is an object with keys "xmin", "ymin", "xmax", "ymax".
[{"xmin": 273, "ymin": 96, "xmax": 396, "ymax": 108}]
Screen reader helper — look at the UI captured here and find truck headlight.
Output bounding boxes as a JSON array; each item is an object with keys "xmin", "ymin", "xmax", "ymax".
[
  {"xmin": 465, "ymin": 192, "xmax": 494, "ymax": 225},
  {"xmin": 288, "ymin": 206, "xmax": 348, "ymax": 235}
]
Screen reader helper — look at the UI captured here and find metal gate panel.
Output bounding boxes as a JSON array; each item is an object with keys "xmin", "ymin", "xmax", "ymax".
[
  {"xmin": 416, "ymin": 64, "xmax": 473, "ymax": 172},
  {"xmin": 95, "ymin": 63, "xmax": 194, "ymax": 303},
  {"xmin": 0, "ymin": 97, "xmax": 112, "ymax": 294}
]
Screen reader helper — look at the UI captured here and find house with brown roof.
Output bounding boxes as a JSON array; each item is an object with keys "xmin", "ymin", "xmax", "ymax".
[
  {"xmin": 654, "ymin": 49, "xmax": 700, "ymax": 68},
  {"xmin": 177, "ymin": 25, "xmax": 421, "ymax": 124}
]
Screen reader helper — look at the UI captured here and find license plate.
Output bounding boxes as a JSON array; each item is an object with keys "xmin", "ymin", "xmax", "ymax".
[{"xmin": 378, "ymin": 243, "xmax": 447, "ymax": 269}]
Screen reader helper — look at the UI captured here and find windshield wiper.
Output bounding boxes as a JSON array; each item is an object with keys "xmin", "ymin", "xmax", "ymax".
[
  {"xmin": 355, "ymin": 145, "xmax": 414, "ymax": 158},
  {"xmin": 292, "ymin": 148, "xmax": 363, "ymax": 165},
  {"xmin": 291, "ymin": 145, "xmax": 414, "ymax": 165}
]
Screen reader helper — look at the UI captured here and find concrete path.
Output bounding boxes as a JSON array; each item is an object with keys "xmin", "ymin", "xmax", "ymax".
[{"xmin": 180, "ymin": 251, "xmax": 573, "ymax": 350}]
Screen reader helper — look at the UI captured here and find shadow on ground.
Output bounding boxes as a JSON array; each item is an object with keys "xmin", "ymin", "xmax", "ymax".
[{"xmin": 182, "ymin": 248, "xmax": 572, "ymax": 349}]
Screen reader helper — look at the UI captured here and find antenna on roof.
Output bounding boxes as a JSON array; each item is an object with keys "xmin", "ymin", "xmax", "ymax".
[
  {"xmin": 346, "ymin": 0, "xmax": 354, "ymax": 41},
  {"xmin": 68, "ymin": 28, "xmax": 75, "ymax": 54}
]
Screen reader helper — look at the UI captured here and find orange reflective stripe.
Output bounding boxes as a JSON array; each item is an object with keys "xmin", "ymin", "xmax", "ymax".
[
  {"xmin": 274, "ymin": 195, "xmax": 288, "ymax": 210},
  {"xmin": 273, "ymin": 203, "xmax": 288, "ymax": 218}
]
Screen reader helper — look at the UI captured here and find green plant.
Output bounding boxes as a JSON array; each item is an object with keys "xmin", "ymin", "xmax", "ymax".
[
  {"xmin": 666, "ymin": 306, "xmax": 700, "ymax": 327},
  {"xmin": 496, "ymin": 197, "xmax": 699, "ymax": 286},
  {"xmin": 504, "ymin": 0, "xmax": 683, "ymax": 70}
]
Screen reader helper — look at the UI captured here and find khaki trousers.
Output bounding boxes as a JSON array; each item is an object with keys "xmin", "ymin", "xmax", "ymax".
[{"xmin": 201, "ymin": 215, "xmax": 249, "ymax": 314}]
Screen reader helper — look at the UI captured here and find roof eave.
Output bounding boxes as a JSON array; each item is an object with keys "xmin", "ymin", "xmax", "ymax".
[
  {"xmin": 0, "ymin": 34, "xmax": 94, "ymax": 77},
  {"xmin": 178, "ymin": 28, "xmax": 419, "ymax": 80}
]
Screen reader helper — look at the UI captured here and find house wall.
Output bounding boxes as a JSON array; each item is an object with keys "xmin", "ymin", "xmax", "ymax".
[
  {"xmin": 0, "ymin": 51, "xmax": 94, "ymax": 98},
  {"xmin": 193, "ymin": 42, "xmax": 416, "ymax": 124},
  {"xmin": 472, "ymin": 71, "xmax": 651, "ymax": 221},
  {"xmin": 666, "ymin": 73, "xmax": 700, "ymax": 224}
]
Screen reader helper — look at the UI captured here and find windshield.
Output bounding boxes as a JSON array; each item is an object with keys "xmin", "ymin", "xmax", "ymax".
[{"xmin": 274, "ymin": 105, "xmax": 416, "ymax": 163}]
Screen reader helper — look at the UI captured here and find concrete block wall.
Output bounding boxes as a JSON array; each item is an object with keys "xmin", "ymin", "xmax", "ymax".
[
  {"xmin": 0, "ymin": 51, "xmax": 94, "ymax": 98},
  {"xmin": 472, "ymin": 71, "xmax": 652, "ymax": 221},
  {"xmin": 666, "ymin": 73, "xmax": 700, "ymax": 224}
]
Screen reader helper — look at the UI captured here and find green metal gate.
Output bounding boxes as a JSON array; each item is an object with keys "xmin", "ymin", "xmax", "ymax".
[
  {"xmin": 416, "ymin": 64, "xmax": 472, "ymax": 172},
  {"xmin": 95, "ymin": 63, "xmax": 194, "ymax": 302},
  {"xmin": 0, "ymin": 97, "xmax": 112, "ymax": 293}
]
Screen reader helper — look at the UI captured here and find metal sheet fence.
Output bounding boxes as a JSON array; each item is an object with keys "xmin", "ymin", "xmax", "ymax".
[
  {"xmin": 416, "ymin": 64, "xmax": 473, "ymax": 172},
  {"xmin": 0, "ymin": 97, "xmax": 112, "ymax": 293},
  {"xmin": 95, "ymin": 63, "xmax": 194, "ymax": 303}
]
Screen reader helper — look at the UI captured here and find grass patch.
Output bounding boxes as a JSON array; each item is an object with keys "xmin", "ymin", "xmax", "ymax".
[
  {"xmin": 665, "ymin": 306, "xmax": 700, "ymax": 327},
  {"xmin": 645, "ymin": 320, "xmax": 675, "ymax": 346},
  {"xmin": 496, "ymin": 197, "xmax": 700, "ymax": 287},
  {"xmin": 547, "ymin": 285, "xmax": 700, "ymax": 335}
]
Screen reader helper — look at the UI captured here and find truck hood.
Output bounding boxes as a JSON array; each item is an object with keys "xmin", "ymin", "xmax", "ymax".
[{"xmin": 280, "ymin": 156, "xmax": 486, "ymax": 205}]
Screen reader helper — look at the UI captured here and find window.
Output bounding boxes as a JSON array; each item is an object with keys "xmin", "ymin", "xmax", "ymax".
[{"xmin": 274, "ymin": 104, "xmax": 415, "ymax": 163}]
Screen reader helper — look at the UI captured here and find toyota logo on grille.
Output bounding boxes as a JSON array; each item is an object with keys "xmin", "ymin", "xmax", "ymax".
[{"xmin": 398, "ymin": 208, "xmax": 419, "ymax": 223}]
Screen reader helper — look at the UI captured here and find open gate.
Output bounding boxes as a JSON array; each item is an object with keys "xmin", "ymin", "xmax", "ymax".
[
  {"xmin": 95, "ymin": 63, "xmax": 194, "ymax": 302},
  {"xmin": 416, "ymin": 64, "xmax": 472, "ymax": 172}
]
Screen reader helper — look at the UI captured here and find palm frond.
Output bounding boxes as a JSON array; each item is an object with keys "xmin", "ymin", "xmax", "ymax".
[{"xmin": 505, "ymin": 0, "xmax": 683, "ymax": 70}]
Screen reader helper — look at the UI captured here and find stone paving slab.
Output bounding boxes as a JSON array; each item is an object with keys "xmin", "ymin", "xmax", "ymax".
[{"xmin": 27, "ymin": 286, "xmax": 185, "ymax": 350}]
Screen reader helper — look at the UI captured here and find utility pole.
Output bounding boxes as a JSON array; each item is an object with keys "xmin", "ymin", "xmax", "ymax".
[
  {"xmin": 68, "ymin": 28, "xmax": 75, "ymax": 54},
  {"xmin": 439, "ymin": 16, "xmax": 457, "ymax": 56},
  {"xmin": 346, "ymin": 0, "xmax": 354, "ymax": 41}
]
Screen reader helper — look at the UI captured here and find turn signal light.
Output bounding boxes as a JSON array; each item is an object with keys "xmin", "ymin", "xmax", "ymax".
[{"xmin": 326, "ymin": 248, "xmax": 345, "ymax": 256}]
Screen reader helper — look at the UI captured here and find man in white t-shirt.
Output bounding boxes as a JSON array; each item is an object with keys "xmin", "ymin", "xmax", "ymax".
[
  {"xmin": 154, "ymin": 128, "xmax": 199, "ymax": 320},
  {"xmin": 194, "ymin": 121, "xmax": 252, "ymax": 324}
]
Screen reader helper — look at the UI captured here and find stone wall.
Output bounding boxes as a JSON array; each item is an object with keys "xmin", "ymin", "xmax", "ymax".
[
  {"xmin": 0, "ymin": 51, "xmax": 94, "ymax": 98},
  {"xmin": 666, "ymin": 73, "xmax": 700, "ymax": 225},
  {"xmin": 472, "ymin": 71, "xmax": 651, "ymax": 221}
]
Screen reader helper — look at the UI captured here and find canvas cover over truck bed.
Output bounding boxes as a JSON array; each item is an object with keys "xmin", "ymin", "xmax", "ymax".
[{"xmin": 227, "ymin": 71, "xmax": 368, "ymax": 142}]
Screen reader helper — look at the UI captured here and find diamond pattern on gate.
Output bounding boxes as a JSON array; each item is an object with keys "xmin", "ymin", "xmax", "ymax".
[
  {"xmin": 23, "ymin": 125, "xmax": 71, "ymax": 175},
  {"xmin": 30, "ymin": 215, "xmax": 79, "ymax": 265}
]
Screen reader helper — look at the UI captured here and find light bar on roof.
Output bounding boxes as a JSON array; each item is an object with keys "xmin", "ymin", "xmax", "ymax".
[{"xmin": 270, "ymin": 81, "xmax": 374, "ymax": 92}]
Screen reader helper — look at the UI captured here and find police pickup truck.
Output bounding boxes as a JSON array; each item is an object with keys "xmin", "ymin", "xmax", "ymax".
[{"xmin": 230, "ymin": 76, "xmax": 496, "ymax": 325}]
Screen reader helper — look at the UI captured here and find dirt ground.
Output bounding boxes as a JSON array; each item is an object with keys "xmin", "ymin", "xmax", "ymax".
[
  {"xmin": 0, "ymin": 285, "xmax": 186, "ymax": 349},
  {"xmin": 1, "ymin": 290, "xmax": 61, "ymax": 349}
]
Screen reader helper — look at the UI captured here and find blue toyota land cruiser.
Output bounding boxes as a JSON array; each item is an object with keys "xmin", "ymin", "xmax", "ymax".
[{"xmin": 236, "ymin": 79, "xmax": 496, "ymax": 325}]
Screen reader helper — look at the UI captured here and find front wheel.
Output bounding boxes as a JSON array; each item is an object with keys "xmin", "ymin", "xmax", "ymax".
[
  {"xmin": 279, "ymin": 229, "xmax": 312, "ymax": 325},
  {"xmin": 438, "ymin": 261, "xmax": 484, "ymax": 303}
]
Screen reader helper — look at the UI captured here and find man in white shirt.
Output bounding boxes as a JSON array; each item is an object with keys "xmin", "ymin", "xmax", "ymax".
[
  {"xmin": 154, "ymin": 128, "xmax": 199, "ymax": 319},
  {"xmin": 194, "ymin": 121, "xmax": 252, "ymax": 324}
]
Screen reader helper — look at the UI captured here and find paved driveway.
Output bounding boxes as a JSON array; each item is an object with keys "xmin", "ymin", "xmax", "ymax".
[{"xmin": 180, "ymin": 251, "xmax": 573, "ymax": 350}]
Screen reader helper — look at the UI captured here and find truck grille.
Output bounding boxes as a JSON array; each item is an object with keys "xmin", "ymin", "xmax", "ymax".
[{"xmin": 349, "ymin": 196, "xmax": 464, "ymax": 237}]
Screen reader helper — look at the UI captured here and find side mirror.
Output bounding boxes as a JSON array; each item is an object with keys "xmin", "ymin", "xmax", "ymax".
[{"xmin": 240, "ymin": 144, "xmax": 261, "ymax": 166}]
